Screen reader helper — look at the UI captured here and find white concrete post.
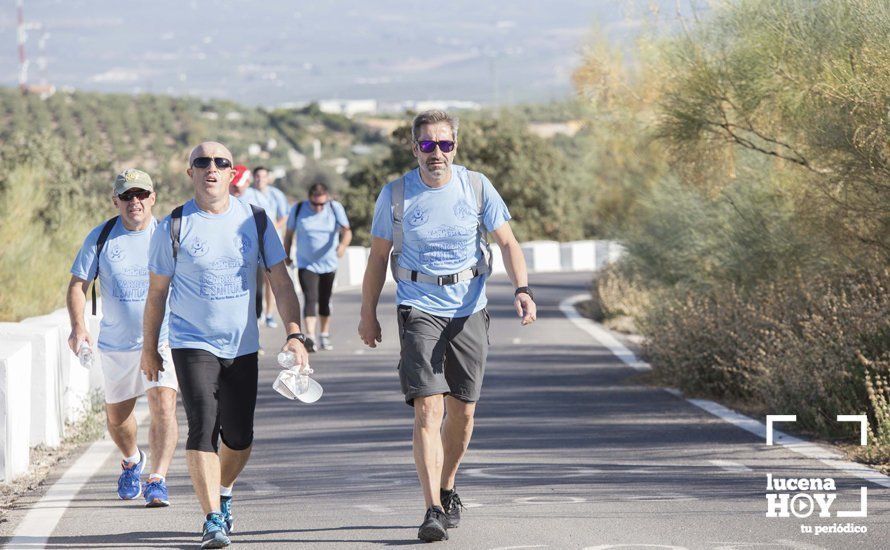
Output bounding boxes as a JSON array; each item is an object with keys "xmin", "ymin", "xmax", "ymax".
[{"xmin": 0, "ymin": 340, "xmax": 32, "ymax": 481}]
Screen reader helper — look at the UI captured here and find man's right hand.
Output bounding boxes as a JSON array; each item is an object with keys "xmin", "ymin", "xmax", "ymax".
[
  {"xmin": 67, "ymin": 327, "xmax": 92, "ymax": 354},
  {"xmin": 358, "ymin": 314, "xmax": 382, "ymax": 348},
  {"xmin": 140, "ymin": 348, "xmax": 165, "ymax": 382}
]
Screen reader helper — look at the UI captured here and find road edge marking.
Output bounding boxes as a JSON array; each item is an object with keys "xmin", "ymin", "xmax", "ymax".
[
  {"xmin": 5, "ymin": 401, "xmax": 150, "ymax": 548},
  {"xmin": 558, "ymin": 293, "xmax": 890, "ymax": 489}
]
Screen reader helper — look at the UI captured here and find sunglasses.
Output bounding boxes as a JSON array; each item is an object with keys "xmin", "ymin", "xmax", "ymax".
[
  {"xmin": 416, "ymin": 140, "xmax": 455, "ymax": 154},
  {"xmin": 118, "ymin": 189, "xmax": 151, "ymax": 202},
  {"xmin": 191, "ymin": 156, "xmax": 233, "ymax": 170}
]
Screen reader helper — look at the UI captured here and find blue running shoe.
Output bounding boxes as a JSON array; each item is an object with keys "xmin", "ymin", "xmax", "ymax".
[
  {"xmin": 143, "ymin": 478, "xmax": 170, "ymax": 507},
  {"xmin": 117, "ymin": 450, "xmax": 145, "ymax": 500},
  {"xmin": 201, "ymin": 513, "xmax": 231, "ymax": 549},
  {"xmin": 220, "ymin": 495, "xmax": 234, "ymax": 533}
]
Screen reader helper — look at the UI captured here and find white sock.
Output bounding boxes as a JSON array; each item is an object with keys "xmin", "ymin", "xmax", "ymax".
[
  {"xmin": 148, "ymin": 473, "xmax": 165, "ymax": 483},
  {"xmin": 220, "ymin": 485, "xmax": 233, "ymax": 497},
  {"xmin": 320, "ymin": 332, "xmax": 330, "ymax": 338},
  {"xmin": 123, "ymin": 449, "xmax": 141, "ymax": 465}
]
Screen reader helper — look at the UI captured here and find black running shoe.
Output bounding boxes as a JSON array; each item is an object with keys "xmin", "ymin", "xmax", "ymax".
[
  {"xmin": 418, "ymin": 506, "xmax": 448, "ymax": 542},
  {"xmin": 304, "ymin": 337, "xmax": 317, "ymax": 353},
  {"xmin": 440, "ymin": 488, "xmax": 463, "ymax": 528}
]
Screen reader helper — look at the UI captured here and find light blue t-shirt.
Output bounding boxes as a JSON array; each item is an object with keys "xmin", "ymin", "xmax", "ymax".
[
  {"xmin": 286, "ymin": 200, "xmax": 350, "ymax": 274},
  {"xmin": 148, "ymin": 197, "xmax": 287, "ymax": 359},
  {"xmin": 71, "ymin": 217, "xmax": 169, "ymax": 352},
  {"xmin": 242, "ymin": 186, "xmax": 288, "ymax": 223},
  {"xmin": 370, "ymin": 165, "xmax": 511, "ymax": 318}
]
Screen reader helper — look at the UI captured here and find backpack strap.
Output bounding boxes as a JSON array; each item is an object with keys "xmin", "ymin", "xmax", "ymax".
[
  {"xmin": 250, "ymin": 203, "xmax": 271, "ymax": 273},
  {"xmin": 467, "ymin": 170, "xmax": 492, "ymax": 275},
  {"xmin": 91, "ymin": 216, "xmax": 119, "ymax": 316},
  {"xmin": 295, "ymin": 201, "xmax": 304, "ymax": 219},
  {"xmin": 170, "ymin": 205, "xmax": 184, "ymax": 263},
  {"xmin": 389, "ymin": 176, "xmax": 406, "ymax": 280}
]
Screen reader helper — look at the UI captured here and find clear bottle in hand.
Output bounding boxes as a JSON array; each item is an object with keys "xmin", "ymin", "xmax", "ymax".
[{"xmin": 77, "ymin": 341, "xmax": 93, "ymax": 369}]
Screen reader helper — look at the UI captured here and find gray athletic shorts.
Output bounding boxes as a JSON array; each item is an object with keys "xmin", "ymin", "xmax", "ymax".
[{"xmin": 396, "ymin": 305, "xmax": 490, "ymax": 406}]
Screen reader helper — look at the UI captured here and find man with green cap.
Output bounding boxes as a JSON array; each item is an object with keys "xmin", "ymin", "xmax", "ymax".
[{"xmin": 67, "ymin": 168, "xmax": 179, "ymax": 507}]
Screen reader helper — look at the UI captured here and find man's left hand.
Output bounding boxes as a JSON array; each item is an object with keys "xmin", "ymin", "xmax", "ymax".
[
  {"xmin": 515, "ymin": 293, "xmax": 537, "ymax": 326},
  {"xmin": 336, "ymin": 245, "xmax": 347, "ymax": 258}
]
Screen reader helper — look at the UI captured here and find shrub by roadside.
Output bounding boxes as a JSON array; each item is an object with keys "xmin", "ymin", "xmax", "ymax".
[{"xmin": 641, "ymin": 269, "xmax": 890, "ymax": 465}]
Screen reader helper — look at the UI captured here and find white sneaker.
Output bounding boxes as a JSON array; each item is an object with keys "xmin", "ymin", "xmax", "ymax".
[
  {"xmin": 265, "ymin": 316, "xmax": 278, "ymax": 328},
  {"xmin": 319, "ymin": 334, "xmax": 333, "ymax": 351}
]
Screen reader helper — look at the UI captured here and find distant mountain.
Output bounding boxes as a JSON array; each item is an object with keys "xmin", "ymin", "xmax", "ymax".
[{"xmin": 0, "ymin": 0, "xmax": 684, "ymax": 106}]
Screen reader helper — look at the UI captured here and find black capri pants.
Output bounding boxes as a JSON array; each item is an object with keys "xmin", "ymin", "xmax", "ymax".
[
  {"xmin": 298, "ymin": 269, "xmax": 336, "ymax": 317},
  {"xmin": 172, "ymin": 349, "xmax": 258, "ymax": 453}
]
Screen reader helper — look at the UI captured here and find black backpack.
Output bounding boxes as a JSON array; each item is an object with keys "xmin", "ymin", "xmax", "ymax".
[
  {"xmin": 169, "ymin": 203, "xmax": 270, "ymax": 272},
  {"xmin": 90, "ymin": 216, "xmax": 119, "ymax": 316}
]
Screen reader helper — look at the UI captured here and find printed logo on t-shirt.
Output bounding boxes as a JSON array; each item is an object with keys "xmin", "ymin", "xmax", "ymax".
[
  {"xmin": 112, "ymin": 265, "xmax": 149, "ymax": 302},
  {"xmin": 419, "ymin": 225, "xmax": 474, "ymax": 267},
  {"xmin": 107, "ymin": 243, "xmax": 126, "ymax": 262},
  {"xmin": 200, "ymin": 256, "xmax": 248, "ymax": 300},
  {"xmin": 453, "ymin": 199, "xmax": 475, "ymax": 221},
  {"xmin": 407, "ymin": 206, "xmax": 430, "ymax": 226},
  {"xmin": 189, "ymin": 237, "xmax": 209, "ymax": 257},
  {"xmin": 234, "ymin": 234, "xmax": 252, "ymax": 256}
]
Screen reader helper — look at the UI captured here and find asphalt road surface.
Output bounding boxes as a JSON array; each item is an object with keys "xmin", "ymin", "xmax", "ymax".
[{"xmin": 1, "ymin": 272, "xmax": 887, "ymax": 549}]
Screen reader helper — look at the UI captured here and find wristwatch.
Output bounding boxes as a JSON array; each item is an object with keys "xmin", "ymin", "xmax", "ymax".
[
  {"xmin": 286, "ymin": 332, "xmax": 307, "ymax": 344},
  {"xmin": 514, "ymin": 286, "xmax": 534, "ymax": 301}
]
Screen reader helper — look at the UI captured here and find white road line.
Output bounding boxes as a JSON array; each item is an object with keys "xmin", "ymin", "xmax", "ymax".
[
  {"xmin": 709, "ymin": 459, "xmax": 754, "ymax": 473},
  {"xmin": 559, "ymin": 293, "xmax": 890, "ymax": 490},
  {"xmin": 355, "ymin": 504, "xmax": 394, "ymax": 514},
  {"xmin": 558, "ymin": 294, "xmax": 650, "ymax": 371},
  {"xmin": 5, "ymin": 401, "xmax": 150, "ymax": 549}
]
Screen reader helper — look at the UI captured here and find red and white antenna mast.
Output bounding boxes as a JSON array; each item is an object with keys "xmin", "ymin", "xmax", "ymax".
[{"xmin": 17, "ymin": 0, "xmax": 29, "ymax": 92}]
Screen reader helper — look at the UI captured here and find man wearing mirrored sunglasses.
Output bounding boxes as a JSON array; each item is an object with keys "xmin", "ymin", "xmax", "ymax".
[
  {"xmin": 67, "ymin": 168, "xmax": 180, "ymax": 509},
  {"xmin": 359, "ymin": 110, "xmax": 536, "ymax": 542},
  {"xmin": 142, "ymin": 141, "xmax": 309, "ymax": 549}
]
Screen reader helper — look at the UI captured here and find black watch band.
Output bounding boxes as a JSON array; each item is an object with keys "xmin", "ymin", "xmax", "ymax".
[
  {"xmin": 286, "ymin": 332, "xmax": 306, "ymax": 343},
  {"xmin": 514, "ymin": 286, "xmax": 534, "ymax": 300}
]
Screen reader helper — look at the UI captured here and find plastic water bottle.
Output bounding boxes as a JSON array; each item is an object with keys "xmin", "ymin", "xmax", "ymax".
[
  {"xmin": 277, "ymin": 351, "xmax": 296, "ymax": 369},
  {"xmin": 274, "ymin": 351, "xmax": 322, "ymax": 403},
  {"xmin": 77, "ymin": 341, "xmax": 93, "ymax": 369}
]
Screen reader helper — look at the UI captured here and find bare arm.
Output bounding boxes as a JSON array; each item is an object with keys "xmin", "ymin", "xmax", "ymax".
[
  {"xmin": 336, "ymin": 226, "xmax": 353, "ymax": 257},
  {"xmin": 358, "ymin": 236, "xmax": 392, "ymax": 348},
  {"xmin": 275, "ymin": 215, "xmax": 287, "ymax": 231},
  {"xmin": 283, "ymin": 228, "xmax": 295, "ymax": 266},
  {"xmin": 141, "ymin": 272, "xmax": 171, "ymax": 381},
  {"xmin": 490, "ymin": 222, "xmax": 536, "ymax": 325},
  {"xmin": 267, "ymin": 261, "xmax": 309, "ymax": 366},
  {"xmin": 66, "ymin": 276, "xmax": 91, "ymax": 354}
]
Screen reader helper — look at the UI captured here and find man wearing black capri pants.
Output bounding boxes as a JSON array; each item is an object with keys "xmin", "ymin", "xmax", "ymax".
[
  {"xmin": 284, "ymin": 182, "xmax": 352, "ymax": 351},
  {"xmin": 142, "ymin": 141, "xmax": 309, "ymax": 549}
]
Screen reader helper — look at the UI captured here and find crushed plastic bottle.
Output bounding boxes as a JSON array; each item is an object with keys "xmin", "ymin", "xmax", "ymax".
[{"xmin": 77, "ymin": 341, "xmax": 93, "ymax": 369}]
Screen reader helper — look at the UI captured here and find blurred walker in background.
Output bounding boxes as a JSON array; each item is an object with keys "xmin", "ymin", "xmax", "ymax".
[{"xmin": 283, "ymin": 181, "xmax": 352, "ymax": 351}]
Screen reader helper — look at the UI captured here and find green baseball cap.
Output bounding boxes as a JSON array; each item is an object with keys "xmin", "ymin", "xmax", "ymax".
[{"xmin": 113, "ymin": 168, "xmax": 154, "ymax": 196}]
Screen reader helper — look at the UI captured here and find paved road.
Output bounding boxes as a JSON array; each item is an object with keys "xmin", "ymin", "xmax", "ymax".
[{"xmin": 1, "ymin": 272, "xmax": 888, "ymax": 549}]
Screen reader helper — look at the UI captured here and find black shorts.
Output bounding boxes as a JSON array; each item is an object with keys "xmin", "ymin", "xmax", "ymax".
[
  {"xmin": 172, "ymin": 349, "xmax": 258, "ymax": 452},
  {"xmin": 396, "ymin": 306, "xmax": 490, "ymax": 406}
]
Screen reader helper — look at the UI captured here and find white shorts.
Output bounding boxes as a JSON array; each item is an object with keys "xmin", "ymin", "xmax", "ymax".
[{"xmin": 99, "ymin": 344, "xmax": 179, "ymax": 404}]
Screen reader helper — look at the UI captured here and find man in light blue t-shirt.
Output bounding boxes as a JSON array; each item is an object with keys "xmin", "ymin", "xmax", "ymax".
[
  {"xmin": 359, "ymin": 110, "xmax": 537, "ymax": 542},
  {"xmin": 283, "ymin": 181, "xmax": 352, "ymax": 351},
  {"xmin": 142, "ymin": 142, "xmax": 309, "ymax": 549},
  {"xmin": 66, "ymin": 168, "xmax": 179, "ymax": 508}
]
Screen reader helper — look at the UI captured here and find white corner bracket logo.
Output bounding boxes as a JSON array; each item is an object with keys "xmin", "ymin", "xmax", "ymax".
[{"xmin": 764, "ymin": 414, "xmax": 869, "ymax": 535}]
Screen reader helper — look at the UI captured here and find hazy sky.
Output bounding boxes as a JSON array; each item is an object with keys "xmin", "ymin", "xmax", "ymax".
[{"xmin": 0, "ymin": 1, "xmax": 688, "ymax": 106}]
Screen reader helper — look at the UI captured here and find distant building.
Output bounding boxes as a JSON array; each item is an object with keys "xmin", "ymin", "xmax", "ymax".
[{"xmin": 317, "ymin": 99, "xmax": 378, "ymax": 117}]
